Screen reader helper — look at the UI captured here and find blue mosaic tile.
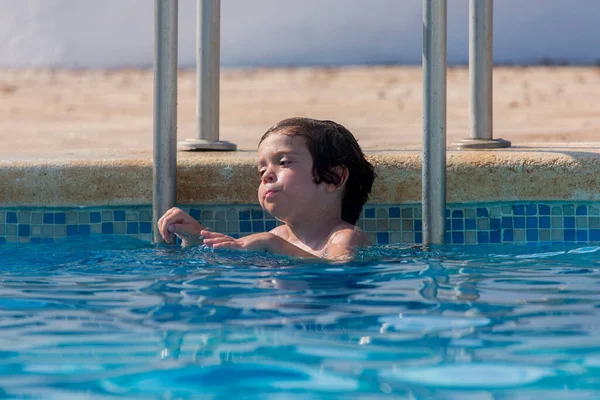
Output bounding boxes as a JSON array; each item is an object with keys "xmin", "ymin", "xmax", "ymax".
[
  {"xmin": 43, "ymin": 213, "xmax": 54, "ymax": 224},
  {"xmin": 526, "ymin": 205, "xmax": 537, "ymax": 215},
  {"xmin": 576, "ymin": 205, "xmax": 587, "ymax": 216},
  {"xmin": 127, "ymin": 222, "xmax": 139, "ymax": 234},
  {"xmin": 477, "ymin": 231, "xmax": 489, "ymax": 244},
  {"xmin": 18, "ymin": 224, "xmax": 30, "ymax": 237},
  {"xmin": 414, "ymin": 232, "xmax": 422, "ymax": 244},
  {"xmin": 90, "ymin": 212, "xmax": 101, "ymax": 223},
  {"xmin": 251, "ymin": 210, "xmax": 264, "ymax": 220},
  {"xmin": 0, "ymin": 237, "xmax": 5, "ymax": 245},
  {"xmin": 6, "ymin": 202, "xmax": 600, "ymax": 246},
  {"xmin": 265, "ymin": 220, "xmax": 277, "ymax": 231},
  {"xmin": 452, "ymin": 232, "xmax": 464, "ymax": 244},
  {"xmin": 114, "ymin": 211, "xmax": 126, "ymax": 221},
  {"xmin": 490, "ymin": 218, "xmax": 501, "ymax": 231},
  {"xmin": 513, "ymin": 205, "xmax": 525, "ymax": 215},
  {"xmin": 43, "ymin": 238, "xmax": 54, "ymax": 245},
  {"xmin": 140, "ymin": 222, "xmax": 152, "ymax": 234},
  {"xmin": 564, "ymin": 229, "xmax": 576, "ymax": 242},
  {"xmin": 414, "ymin": 219, "xmax": 422, "ymax": 232},
  {"xmin": 564, "ymin": 217, "xmax": 575, "ymax": 229},
  {"xmin": 7, "ymin": 212, "xmax": 17, "ymax": 223},
  {"xmin": 527, "ymin": 229, "xmax": 538, "ymax": 242},
  {"xmin": 54, "ymin": 213, "xmax": 66, "ymax": 224},
  {"xmin": 252, "ymin": 221, "xmax": 264, "ymax": 232},
  {"xmin": 240, "ymin": 221, "xmax": 251, "ymax": 233},
  {"xmin": 67, "ymin": 225, "xmax": 78, "ymax": 236},
  {"xmin": 514, "ymin": 217, "xmax": 525, "ymax": 229},
  {"xmin": 189, "ymin": 209, "xmax": 201, "ymax": 220},
  {"xmin": 490, "ymin": 230, "xmax": 501, "ymax": 244},
  {"xmin": 452, "ymin": 219, "xmax": 463, "ymax": 231},
  {"xmin": 102, "ymin": 223, "xmax": 113, "ymax": 234},
  {"xmin": 465, "ymin": 218, "xmax": 476, "ymax": 230},
  {"xmin": 377, "ymin": 232, "xmax": 389, "ymax": 245}
]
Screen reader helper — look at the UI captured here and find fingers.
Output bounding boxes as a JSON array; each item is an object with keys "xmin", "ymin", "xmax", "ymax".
[
  {"xmin": 201, "ymin": 230, "xmax": 242, "ymax": 250},
  {"xmin": 212, "ymin": 242, "xmax": 243, "ymax": 250},
  {"xmin": 157, "ymin": 207, "xmax": 198, "ymax": 243},
  {"xmin": 200, "ymin": 230, "xmax": 222, "ymax": 239},
  {"xmin": 201, "ymin": 230, "xmax": 232, "ymax": 244},
  {"xmin": 157, "ymin": 207, "xmax": 175, "ymax": 242}
]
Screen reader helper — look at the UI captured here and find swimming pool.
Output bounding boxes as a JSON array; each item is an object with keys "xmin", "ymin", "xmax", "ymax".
[{"xmin": 1, "ymin": 235, "xmax": 600, "ymax": 398}]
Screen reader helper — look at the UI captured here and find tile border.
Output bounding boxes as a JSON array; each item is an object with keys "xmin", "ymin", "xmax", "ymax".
[{"xmin": 2, "ymin": 202, "xmax": 600, "ymax": 246}]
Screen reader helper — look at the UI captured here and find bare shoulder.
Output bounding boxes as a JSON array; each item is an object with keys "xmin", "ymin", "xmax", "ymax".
[
  {"xmin": 269, "ymin": 224, "xmax": 290, "ymax": 239},
  {"xmin": 327, "ymin": 223, "xmax": 370, "ymax": 251}
]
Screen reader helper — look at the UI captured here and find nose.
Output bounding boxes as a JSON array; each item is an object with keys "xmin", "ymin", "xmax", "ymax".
[{"xmin": 262, "ymin": 166, "xmax": 276, "ymax": 184}]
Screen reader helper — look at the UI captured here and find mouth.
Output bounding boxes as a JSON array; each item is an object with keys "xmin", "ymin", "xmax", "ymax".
[{"xmin": 264, "ymin": 189, "xmax": 278, "ymax": 200}]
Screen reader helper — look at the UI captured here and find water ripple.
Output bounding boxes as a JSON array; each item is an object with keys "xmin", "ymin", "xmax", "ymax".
[{"xmin": 1, "ymin": 239, "xmax": 600, "ymax": 397}]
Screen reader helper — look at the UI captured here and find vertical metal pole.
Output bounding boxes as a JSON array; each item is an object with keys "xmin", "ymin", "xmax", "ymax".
[
  {"xmin": 422, "ymin": 0, "xmax": 447, "ymax": 246},
  {"xmin": 153, "ymin": 0, "xmax": 178, "ymax": 244},
  {"xmin": 458, "ymin": 0, "xmax": 510, "ymax": 149},
  {"xmin": 180, "ymin": 0, "xmax": 236, "ymax": 151}
]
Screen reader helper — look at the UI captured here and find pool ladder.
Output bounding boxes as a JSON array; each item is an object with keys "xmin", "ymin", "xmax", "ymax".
[{"xmin": 153, "ymin": 0, "xmax": 510, "ymax": 246}]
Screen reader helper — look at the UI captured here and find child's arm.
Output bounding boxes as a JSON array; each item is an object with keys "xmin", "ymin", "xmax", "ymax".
[{"xmin": 201, "ymin": 230, "xmax": 319, "ymax": 258}]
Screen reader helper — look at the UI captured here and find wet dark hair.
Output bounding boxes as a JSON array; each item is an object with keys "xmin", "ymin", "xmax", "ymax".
[{"xmin": 259, "ymin": 117, "xmax": 376, "ymax": 225}]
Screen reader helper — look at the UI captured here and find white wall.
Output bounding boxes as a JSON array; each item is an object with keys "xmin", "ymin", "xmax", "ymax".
[{"xmin": 1, "ymin": 0, "xmax": 598, "ymax": 68}]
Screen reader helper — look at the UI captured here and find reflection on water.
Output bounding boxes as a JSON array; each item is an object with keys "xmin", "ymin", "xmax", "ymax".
[{"xmin": 1, "ymin": 238, "xmax": 600, "ymax": 398}]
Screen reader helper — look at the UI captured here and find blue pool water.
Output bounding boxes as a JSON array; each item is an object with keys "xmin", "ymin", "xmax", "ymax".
[{"xmin": 1, "ymin": 237, "xmax": 600, "ymax": 399}]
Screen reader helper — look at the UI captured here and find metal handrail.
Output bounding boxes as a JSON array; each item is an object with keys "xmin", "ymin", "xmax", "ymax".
[
  {"xmin": 422, "ymin": 0, "xmax": 447, "ymax": 247},
  {"xmin": 458, "ymin": 0, "xmax": 510, "ymax": 149},
  {"xmin": 180, "ymin": 0, "xmax": 237, "ymax": 151},
  {"xmin": 152, "ymin": 0, "xmax": 178, "ymax": 244}
]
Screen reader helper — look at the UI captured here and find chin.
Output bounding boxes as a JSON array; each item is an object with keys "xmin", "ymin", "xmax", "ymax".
[{"xmin": 262, "ymin": 204, "xmax": 286, "ymax": 222}]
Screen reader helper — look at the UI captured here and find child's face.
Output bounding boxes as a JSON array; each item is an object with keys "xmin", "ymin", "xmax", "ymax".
[{"xmin": 257, "ymin": 133, "xmax": 331, "ymax": 222}]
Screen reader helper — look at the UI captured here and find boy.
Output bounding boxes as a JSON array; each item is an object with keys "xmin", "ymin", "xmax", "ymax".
[{"xmin": 157, "ymin": 117, "xmax": 376, "ymax": 260}]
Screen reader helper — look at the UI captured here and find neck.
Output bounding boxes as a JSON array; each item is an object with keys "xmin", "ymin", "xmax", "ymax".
[{"xmin": 284, "ymin": 207, "xmax": 345, "ymax": 251}]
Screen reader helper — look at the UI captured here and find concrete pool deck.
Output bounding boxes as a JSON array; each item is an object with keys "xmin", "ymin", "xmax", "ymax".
[{"xmin": 1, "ymin": 66, "xmax": 600, "ymax": 206}]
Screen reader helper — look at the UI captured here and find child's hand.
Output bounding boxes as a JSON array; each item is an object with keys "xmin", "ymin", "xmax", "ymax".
[
  {"xmin": 201, "ymin": 230, "xmax": 280, "ymax": 253},
  {"xmin": 157, "ymin": 207, "xmax": 204, "ymax": 246}
]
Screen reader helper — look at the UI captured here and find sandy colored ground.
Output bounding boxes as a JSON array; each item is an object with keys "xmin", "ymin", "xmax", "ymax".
[{"xmin": 1, "ymin": 66, "xmax": 600, "ymax": 159}]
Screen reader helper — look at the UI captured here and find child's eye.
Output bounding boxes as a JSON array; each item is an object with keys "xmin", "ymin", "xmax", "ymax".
[{"xmin": 279, "ymin": 160, "xmax": 291, "ymax": 166}]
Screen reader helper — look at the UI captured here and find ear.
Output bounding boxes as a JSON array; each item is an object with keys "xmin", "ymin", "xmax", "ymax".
[{"xmin": 325, "ymin": 166, "xmax": 349, "ymax": 193}]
